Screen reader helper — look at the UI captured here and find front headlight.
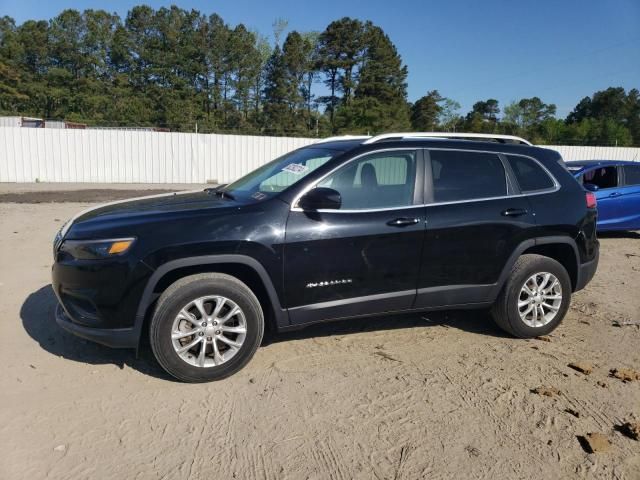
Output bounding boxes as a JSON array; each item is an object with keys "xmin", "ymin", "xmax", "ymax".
[
  {"xmin": 53, "ymin": 222, "xmax": 69, "ymax": 259},
  {"xmin": 59, "ymin": 238, "xmax": 136, "ymax": 260}
]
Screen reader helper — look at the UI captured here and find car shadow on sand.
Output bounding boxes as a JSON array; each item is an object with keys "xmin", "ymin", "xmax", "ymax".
[
  {"xmin": 21, "ymin": 284, "xmax": 174, "ymax": 381},
  {"xmin": 263, "ymin": 307, "xmax": 509, "ymax": 345},
  {"xmin": 22, "ymin": 284, "xmax": 508, "ymax": 379}
]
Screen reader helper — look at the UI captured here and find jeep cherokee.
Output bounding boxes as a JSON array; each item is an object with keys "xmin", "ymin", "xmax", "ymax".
[{"xmin": 52, "ymin": 133, "xmax": 600, "ymax": 382}]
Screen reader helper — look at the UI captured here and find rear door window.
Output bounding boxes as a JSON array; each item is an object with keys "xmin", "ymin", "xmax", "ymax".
[
  {"xmin": 429, "ymin": 150, "xmax": 507, "ymax": 203},
  {"xmin": 506, "ymin": 155, "xmax": 555, "ymax": 192},
  {"xmin": 623, "ymin": 165, "xmax": 640, "ymax": 186}
]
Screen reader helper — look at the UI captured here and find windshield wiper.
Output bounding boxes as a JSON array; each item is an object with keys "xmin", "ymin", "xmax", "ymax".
[
  {"xmin": 205, "ymin": 187, "xmax": 235, "ymax": 200},
  {"xmin": 215, "ymin": 190, "xmax": 235, "ymax": 200}
]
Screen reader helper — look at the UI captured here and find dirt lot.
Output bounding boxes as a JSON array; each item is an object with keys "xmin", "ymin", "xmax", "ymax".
[{"xmin": 1, "ymin": 186, "xmax": 639, "ymax": 479}]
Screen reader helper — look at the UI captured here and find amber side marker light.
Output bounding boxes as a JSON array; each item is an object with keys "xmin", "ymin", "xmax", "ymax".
[{"xmin": 108, "ymin": 240, "xmax": 134, "ymax": 254}]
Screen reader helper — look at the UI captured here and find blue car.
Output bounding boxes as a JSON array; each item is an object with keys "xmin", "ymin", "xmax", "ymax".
[{"xmin": 567, "ymin": 160, "xmax": 640, "ymax": 231}]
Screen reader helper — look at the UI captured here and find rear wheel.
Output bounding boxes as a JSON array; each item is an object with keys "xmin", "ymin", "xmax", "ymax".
[
  {"xmin": 150, "ymin": 273, "xmax": 264, "ymax": 382},
  {"xmin": 491, "ymin": 254, "xmax": 571, "ymax": 338}
]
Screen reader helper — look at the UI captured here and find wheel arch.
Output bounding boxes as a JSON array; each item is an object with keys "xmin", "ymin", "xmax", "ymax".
[
  {"xmin": 520, "ymin": 243, "xmax": 578, "ymax": 290},
  {"xmin": 494, "ymin": 236, "xmax": 580, "ymax": 299},
  {"xmin": 134, "ymin": 255, "xmax": 288, "ymax": 351}
]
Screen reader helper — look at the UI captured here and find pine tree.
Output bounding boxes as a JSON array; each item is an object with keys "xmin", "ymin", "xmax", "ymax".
[
  {"xmin": 282, "ymin": 32, "xmax": 306, "ymax": 108},
  {"xmin": 227, "ymin": 24, "xmax": 261, "ymax": 130},
  {"xmin": 0, "ymin": 17, "xmax": 28, "ymax": 114},
  {"xmin": 316, "ymin": 18, "xmax": 365, "ymax": 130},
  {"xmin": 262, "ymin": 45, "xmax": 290, "ymax": 135},
  {"xmin": 464, "ymin": 99, "xmax": 500, "ymax": 133},
  {"xmin": 300, "ymin": 31, "xmax": 320, "ymax": 132},
  {"xmin": 411, "ymin": 90, "xmax": 443, "ymax": 131},
  {"xmin": 336, "ymin": 23, "xmax": 410, "ymax": 133}
]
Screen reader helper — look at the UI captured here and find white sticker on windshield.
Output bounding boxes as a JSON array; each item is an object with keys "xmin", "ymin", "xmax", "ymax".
[{"xmin": 282, "ymin": 163, "xmax": 308, "ymax": 175}]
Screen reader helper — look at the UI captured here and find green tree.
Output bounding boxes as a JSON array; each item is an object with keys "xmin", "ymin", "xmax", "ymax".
[
  {"xmin": 625, "ymin": 88, "xmax": 640, "ymax": 146},
  {"xmin": 2, "ymin": 6, "xmax": 637, "ymax": 143},
  {"xmin": 261, "ymin": 32, "xmax": 313, "ymax": 136},
  {"xmin": 438, "ymin": 98, "xmax": 461, "ymax": 131},
  {"xmin": 503, "ymin": 97, "xmax": 556, "ymax": 130},
  {"xmin": 0, "ymin": 17, "xmax": 28, "ymax": 114},
  {"xmin": 336, "ymin": 23, "xmax": 410, "ymax": 133},
  {"xmin": 250, "ymin": 33, "xmax": 272, "ymax": 124},
  {"xmin": 262, "ymin": 46, "xmax": 291, "ymax": 134},
  {"xmin": 502, "ymin": 96, "xmax": 556, "ymax": 142},
  {"xmin": 228, "ymin": 24, "xmax": 262, "ymax": 129},
  {"xmin": 566, "ymin": 96, "xmax": 591, "ymax": 124},
  {"xmin": 411, "ymin": 90, "xmax": 443, "ymax": 131},
  {"xmin": 316, "ymin": 18, "xmax": 365, "ymax": 129},
  {"xmin": 464, "ymin": 99, "xmax": 500, "ymax": 133},
  {"xmin": 300, "ymin": 31, "xmax": 320, "ymax": 131},
  {"xmin": 565, "ymin": 88, "xmax": 637, "ymax": 146},
  {"xmin": 0, "ymin": 61, "xmax": 28, "ymax": 113},
  {"xmin": 204, "ymin": 14, "xmax": 231, "ymax": 128},
  {"xmin": 282, "ymin": 31, "xmax": 306, "ymax": 111}
]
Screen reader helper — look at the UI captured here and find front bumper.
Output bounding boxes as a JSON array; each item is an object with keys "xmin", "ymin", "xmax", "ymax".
[
  {"xmin": 575, "ymin": 248, "xmax": 599, "ymax": 292},
  {"xmin": 56, "ymin": 304, "xmax": 139, "ymax": 348}
]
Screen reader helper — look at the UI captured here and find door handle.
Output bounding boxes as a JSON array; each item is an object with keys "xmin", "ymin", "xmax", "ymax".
[
  {"xmin": 387, "ymin": 217, "xmax": 420, "ymax": 227},
  {"xmin": 501, "ymin": 208, "xmax": 528, "ymax": 217},
  {"xmin": 608, "ymin": 192, "xmax": 621, "ymax": 197}
]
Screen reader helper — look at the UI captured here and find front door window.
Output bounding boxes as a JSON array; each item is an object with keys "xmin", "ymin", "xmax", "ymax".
[{"xmin": 317, "ymin": 150, "xmax": 417, "ymax": 210}]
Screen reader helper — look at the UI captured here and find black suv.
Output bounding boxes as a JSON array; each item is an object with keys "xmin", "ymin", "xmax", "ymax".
[{"xmin": 52, "ymin": 133, "xmax": 599, "ymax": 382}]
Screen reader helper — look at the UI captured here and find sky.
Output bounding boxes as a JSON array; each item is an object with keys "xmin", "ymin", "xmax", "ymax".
[{"xmin": 1, "ymin": 0, "xmax": 639, "ymax": 118}]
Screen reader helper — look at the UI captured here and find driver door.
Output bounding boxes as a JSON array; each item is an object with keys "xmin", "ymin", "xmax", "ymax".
[{"xmin": 283, "ymin": 149, "xmax": 426, "ymax": 325}]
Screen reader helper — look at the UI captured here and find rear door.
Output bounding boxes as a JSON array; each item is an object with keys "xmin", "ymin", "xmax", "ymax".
[
  {"xmin": 415, "ymin": 149, "xmax": 539, "ymax": 308},
  {"xmin": 283, "ymin": 149, "xmax": 426, "ymax": 324},
  {"xmin": 618, "ymin": 164, "xmax": 640, "ymax": 230}
]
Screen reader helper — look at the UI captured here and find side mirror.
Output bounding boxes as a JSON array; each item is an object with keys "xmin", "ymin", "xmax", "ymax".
[
  {"xmin": 299, "ymin": 187, "xmax": 342, "ymax": 211},
  {"xmin": 584, "ymin": 183, "xmax": 599, "ymax": 192}
]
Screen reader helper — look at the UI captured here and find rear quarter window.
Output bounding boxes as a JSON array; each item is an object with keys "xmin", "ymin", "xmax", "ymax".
[
  {"xmin": 624, "ymin": 164, "xmax": 640, "ymax": 186},
  {"xmin": 506, "ymin": 155, "xmax": 555, "ymax": 192}
]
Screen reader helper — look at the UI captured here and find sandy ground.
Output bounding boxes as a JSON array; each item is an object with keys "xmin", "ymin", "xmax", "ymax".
[{"xmin": 0, "ymin": 189, "xmax": 639, "ymax": 479}]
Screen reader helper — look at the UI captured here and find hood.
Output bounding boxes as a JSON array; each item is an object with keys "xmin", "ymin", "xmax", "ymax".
[{"xmin": 61, "ymin": 190, "xmax": 242, "ymax": 238}]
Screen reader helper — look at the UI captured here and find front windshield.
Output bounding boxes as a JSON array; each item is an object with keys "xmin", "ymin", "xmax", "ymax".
[{"xmin": 223, "ymin": 147, "xmax": 337, "ymax": 201}]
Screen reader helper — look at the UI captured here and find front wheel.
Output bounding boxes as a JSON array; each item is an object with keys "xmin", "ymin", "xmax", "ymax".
[
  {"xmin": 149, "ymin": 273, "xmax": 264, "ymax": 382},
  {"xmin": 491, "ymin": 254, "xmax": 571, "ymax": 338}
]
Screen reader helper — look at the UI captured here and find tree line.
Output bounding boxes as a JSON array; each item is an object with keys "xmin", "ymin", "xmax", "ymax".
[{"xmin": 0, "ymin": 6, "xmax": 638, "ymax": 146}]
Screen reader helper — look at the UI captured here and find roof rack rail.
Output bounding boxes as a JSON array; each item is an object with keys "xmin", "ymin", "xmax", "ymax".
[
  {"xmin": 362, "ymin": 132, "xmax": 532, "ymax": 146},
  {"xmin": 314, "ymin": 135, "xmax": 371, "ymax": 144}
]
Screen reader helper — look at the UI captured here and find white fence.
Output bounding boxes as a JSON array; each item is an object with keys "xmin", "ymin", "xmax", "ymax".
[
  {"xmin": 0, "ymin": 127, "xmax": 315, "ymax": 183},
  {"xmin": 545, "ymin": 145, "xmax": 640, "ymax": 162},
  {"xmin": 1, "ymin": 127, "xmax": 639, "ymax": 183}
]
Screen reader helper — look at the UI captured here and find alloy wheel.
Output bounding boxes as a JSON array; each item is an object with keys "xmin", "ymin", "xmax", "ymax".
[
  {"xmin": 518, "ymin": 272, "xmax": 563, "ymax": 327},
  {"xmin": 171, "ymin": 296, "xmax": 247, "ymax": 367}
]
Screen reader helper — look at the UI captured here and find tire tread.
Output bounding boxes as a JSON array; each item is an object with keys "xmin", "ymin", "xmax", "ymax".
[
  {"xmin": 150, "ymin": 273, "xmax": 264, "ymax": 382},
  {"xmin": 491, "ymin": 254, "xmax": 571, "ymax": 338}
]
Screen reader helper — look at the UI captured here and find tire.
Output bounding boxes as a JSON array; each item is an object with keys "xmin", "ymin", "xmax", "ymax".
[
  {"xmin": 149, "ymin": 273, "xmax": 264, "ymax": 382},
  {"xmin": 491, "ymin": 254, "xmax": 571, "ymax": 338}
]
